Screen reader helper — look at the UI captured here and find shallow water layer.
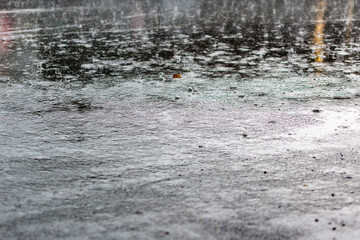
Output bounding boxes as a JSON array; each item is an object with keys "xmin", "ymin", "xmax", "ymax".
[{"xmin": 2, "ymin": 1, "xmax": 360, "ymax": 240}]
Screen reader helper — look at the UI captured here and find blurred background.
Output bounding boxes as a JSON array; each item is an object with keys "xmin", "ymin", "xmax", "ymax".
[{"xmin": 0, "ymin": 0, "xmax": 359, "ymax": 82}]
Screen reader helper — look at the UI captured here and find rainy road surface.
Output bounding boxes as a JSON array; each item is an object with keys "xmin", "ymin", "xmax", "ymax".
[{"xmin": 2, "ymin": 0, "xmax": 360, "ymax": 239}]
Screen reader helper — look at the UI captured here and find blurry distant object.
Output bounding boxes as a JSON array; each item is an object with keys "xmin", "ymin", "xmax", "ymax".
[{"xmin": 173, "ymin": 74, "xmax": 182, "ymax": 78}]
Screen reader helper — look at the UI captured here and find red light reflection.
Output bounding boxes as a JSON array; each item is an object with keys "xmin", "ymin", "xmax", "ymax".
[{"xmin": 0, "ymin": 14, "xmax": 11, "ymax": 56}]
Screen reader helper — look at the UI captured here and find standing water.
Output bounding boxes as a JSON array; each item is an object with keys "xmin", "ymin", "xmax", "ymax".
[{"xmin": 2, "ymin": 0, "xmax": 360, "ymax": 239}]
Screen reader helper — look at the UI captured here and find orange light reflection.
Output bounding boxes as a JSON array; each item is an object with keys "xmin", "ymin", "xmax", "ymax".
[{"xmin": 313, "ymin": 0, "xmax": 327, "ymax": 65}]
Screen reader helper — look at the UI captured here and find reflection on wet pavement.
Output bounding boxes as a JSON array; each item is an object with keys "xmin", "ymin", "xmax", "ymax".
[
  {"xmin": 344, "ymin": 0, "xmax": 354, "ymax": 42},
  {"xmin": 0, "ymin": 0, "xmax": 359, "ymax": 82},
  {"xmin": 0, "ymin": 15, "xmax": 11, "ymax": 55},
  {"xmin": 313, "ymin": 0, "xmax": 326, "ymax": 74}
]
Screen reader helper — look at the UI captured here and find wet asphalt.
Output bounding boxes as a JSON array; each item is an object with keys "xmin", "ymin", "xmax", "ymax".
[{"xmin": 2, "ymin": 0, "xmax": 360, "ymax": 239}]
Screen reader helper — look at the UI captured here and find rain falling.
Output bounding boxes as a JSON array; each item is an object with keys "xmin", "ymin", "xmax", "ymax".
[{"xmin": 1, "ymin": 0, "xmax": 360, "ymax": 239}]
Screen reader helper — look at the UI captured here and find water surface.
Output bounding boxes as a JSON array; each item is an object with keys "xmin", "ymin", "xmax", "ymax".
[{"xmin": 2, "ymin": 1, "xmax": 360, "ymax": 239}]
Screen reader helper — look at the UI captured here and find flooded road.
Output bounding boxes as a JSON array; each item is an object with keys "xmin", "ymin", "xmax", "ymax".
[{"xmin": 2, "ymin": 0, "xmax": 360, "ymax": 239}]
